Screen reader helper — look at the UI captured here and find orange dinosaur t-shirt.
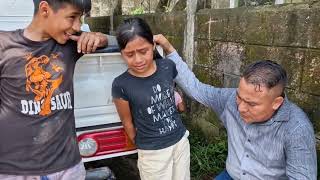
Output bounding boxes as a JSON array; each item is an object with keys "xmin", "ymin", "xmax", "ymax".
[{"xmin": 0, "ymin": 29, "xmax": 82, "ymax": 175}]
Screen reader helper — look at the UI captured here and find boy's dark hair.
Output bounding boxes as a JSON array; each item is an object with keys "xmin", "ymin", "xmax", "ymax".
[
  {"xmin": 116, "ymin": 17, "xmax": 153, "ymax": 50},
  {"xmin": 33, "ymin": 0, "xmax": 91, "ymax": 15},
  {"xmin": 242, "ymin": 60, "xmax": 288, "ymax": 96}
]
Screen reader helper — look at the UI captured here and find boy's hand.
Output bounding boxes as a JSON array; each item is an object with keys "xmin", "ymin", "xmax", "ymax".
[
  {"xmin": 69, "ymin": 32, "xmax": 108, "ymax": 54},
  {"xmin": 153, "ymin": 34, "xmax": 176, "ymax": 55}
]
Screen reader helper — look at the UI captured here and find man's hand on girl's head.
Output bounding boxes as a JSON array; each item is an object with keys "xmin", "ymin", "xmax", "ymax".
[
  {"xmin": 69, "ymin": 32, "xmax": 108, "ymax": 54},
  {"xmin": 153, "ymin": 34, "xmax": 176, "ymax": 55}
]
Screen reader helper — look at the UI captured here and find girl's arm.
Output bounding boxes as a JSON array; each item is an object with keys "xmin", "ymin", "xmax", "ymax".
[
  {"xmin": 174, "ymin": 91, "xmax": 185, "ymax": 112},
  {"xmin": 177, "ymin": 101, "xmax": 185, "ymax": 113},
  {"xmin": 113, "ymin": 98, "xmax": 136, "ymax": 144}
]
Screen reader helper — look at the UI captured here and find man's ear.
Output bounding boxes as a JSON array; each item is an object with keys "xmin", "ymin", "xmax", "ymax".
[
  {"xmin": 272, "ymin": 96, "xmax": 284, "ymax": 110},
  {"xmin": 38, "ymin": 1, "xmax": 51, "ymax": 17}
]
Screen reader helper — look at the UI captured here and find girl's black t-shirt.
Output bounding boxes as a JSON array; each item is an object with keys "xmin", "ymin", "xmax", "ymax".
[{"xmin": 112, "ymin": 59, "xmax": 186, "ymax": 150}]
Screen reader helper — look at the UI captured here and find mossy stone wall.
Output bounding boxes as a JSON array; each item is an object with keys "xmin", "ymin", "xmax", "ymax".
[{"xmin": 87, "ymin": 2, "xmax": 320, "ymax": 155}]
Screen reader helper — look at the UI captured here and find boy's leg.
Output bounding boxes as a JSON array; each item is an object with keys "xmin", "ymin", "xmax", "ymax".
[
  {"xmin": 46, "ymin": 161, "xmax": 86, "ymax": 180},
  {"xmin": 172, "ymin": 131, "xmax": 190, "ymax": 180},
  {"xmin": 0, "ymin": 161, "xmax": 86, "ymax": 180},
  {"xmin": 0, "ymin": 175, "xmax": 40, "ymax": 180},
  {"xmin": 137, "ymin": 146, "xmax": 174, "ymax": 180}
]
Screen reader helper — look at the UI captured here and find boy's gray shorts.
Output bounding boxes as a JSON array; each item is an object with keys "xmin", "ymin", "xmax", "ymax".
[{"xmin": 0, "ymin": 161, "xmax": 86, "ymax": 180}]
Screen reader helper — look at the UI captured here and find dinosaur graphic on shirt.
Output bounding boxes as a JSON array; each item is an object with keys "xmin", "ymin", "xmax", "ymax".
[{"xmin": 24, "ymin": 53, "xmax": 63, "ymax": 116}]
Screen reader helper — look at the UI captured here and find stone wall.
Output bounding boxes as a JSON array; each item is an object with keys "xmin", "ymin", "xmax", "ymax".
[
  {"xmin": 194, "ymin": 3, "xmax": 320, "ymax": 133},
  {"xmin": 87, "ymin": 1, "xmax": 320, "ymax": 155},
  {"xmin": 90, "ymin": 0, "xmax": 316, "ymax": 17},
  {"xmin": 87, "ymin": 12, "xmax": 186, "ymax": 52},
  {"xmin": 91, "ymin": 0, "xmax": 119, "ymax": 16},
  {"xmin": 91, "ymin": 0, "xmax": 174, "ymax": 16}
]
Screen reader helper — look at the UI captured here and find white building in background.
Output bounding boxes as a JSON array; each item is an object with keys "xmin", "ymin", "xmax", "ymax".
[{"xmin": 0, "ymin": 0, "xmax": 34, "ymax": 30}]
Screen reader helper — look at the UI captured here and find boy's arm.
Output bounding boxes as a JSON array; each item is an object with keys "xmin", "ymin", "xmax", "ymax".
[
  {"xmin": 113, "ymin": 98, "xmax": 136, "ymax": 144},
  {"xmin": 70, "ymin": 32, "xmax": 108, "ymax": 54},
  {"xmin": 154, "ymin": 34, "xmax": 235, "ymax": 116}
]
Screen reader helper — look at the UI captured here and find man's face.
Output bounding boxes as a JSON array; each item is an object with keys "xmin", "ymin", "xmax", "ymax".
[
  {"xmin": 236, "ymin": 78, "xmax": 284, "ymax": 124},
  {"xmin": 44, "ymin": 3, "xmax": 82, "ymax": 44}
]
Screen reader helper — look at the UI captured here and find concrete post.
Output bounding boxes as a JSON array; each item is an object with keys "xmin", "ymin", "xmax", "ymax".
[{"xmin": 183, "ymin": 0, "xmax": 198, "ymax": 69}]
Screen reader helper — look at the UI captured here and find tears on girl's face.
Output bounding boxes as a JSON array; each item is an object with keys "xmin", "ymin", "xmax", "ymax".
[{"xmin": 121, "ymin": 36, "xmax": 156, "ymax": 77}]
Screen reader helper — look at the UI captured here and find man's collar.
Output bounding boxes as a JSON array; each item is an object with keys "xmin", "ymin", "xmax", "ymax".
[{"xmin": 272, "ymin": 97, "xmax": 290, "ymax": 122}]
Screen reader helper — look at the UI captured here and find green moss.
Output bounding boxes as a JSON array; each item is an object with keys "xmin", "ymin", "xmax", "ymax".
[
  {"xmin": 166, "ymin": 36, "xmax": 184, "ymax": 54},
  {"xmin": 301, "ymin": 50, "xmax": 320, "ymax": 95},
  {"xmin": 193, "ymin": 65, "xmax": 223, "ymax": 87},
  {"xmin": 286, "ymin": 88, "xmax": 320, "ymax": 132},
  {"xmin": 195, "ymin": 39, "xmax": 222, "ymax": 68}
]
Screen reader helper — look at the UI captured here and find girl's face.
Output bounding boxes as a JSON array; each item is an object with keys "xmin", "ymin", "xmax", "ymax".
[{"xmin": 121, "ymin": 36, "xmax": 155, "ymax": 77}]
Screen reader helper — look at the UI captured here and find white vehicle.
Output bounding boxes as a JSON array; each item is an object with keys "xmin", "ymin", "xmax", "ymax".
[
  {"xmin": 75, "ymin": 50, "xmax": 137, "ymax": 163},
  {"xmin": 0, "ymin": 0, "xmax": 137, "ymax": 178}
]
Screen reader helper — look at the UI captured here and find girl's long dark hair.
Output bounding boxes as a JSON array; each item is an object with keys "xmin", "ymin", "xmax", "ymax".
[{"xmin": 116, "ymin": 17, "xmax": 162, "ymax": 59}]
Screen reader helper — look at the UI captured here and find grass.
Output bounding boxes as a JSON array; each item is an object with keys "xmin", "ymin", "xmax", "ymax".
[{"xmin": 189, "ymin": 127, "xmax": 228, "ymax": 180}]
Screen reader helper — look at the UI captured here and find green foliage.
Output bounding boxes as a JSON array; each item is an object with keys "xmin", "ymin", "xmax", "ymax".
[
  {"xmin": 189, "ymin": 127, "xmax": 227, "ymax": 179},
  {"xmin": 130, "ymin": 7, "xmax": 145, "ymax": 15}
]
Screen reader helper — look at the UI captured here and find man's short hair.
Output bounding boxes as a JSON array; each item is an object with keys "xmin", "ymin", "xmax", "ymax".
[
  {"xmin": 242, "ymin": 60, "xmax": 288, "ymax": 95},
  {"xmin": 33, "ymin": 0, "xmax": 91, "ymax": 15}
]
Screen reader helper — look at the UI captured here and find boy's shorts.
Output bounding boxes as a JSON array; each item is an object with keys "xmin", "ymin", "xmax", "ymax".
[{"xmin": 0, "ymin": 161, "xmax": 86, "ymax": 180}]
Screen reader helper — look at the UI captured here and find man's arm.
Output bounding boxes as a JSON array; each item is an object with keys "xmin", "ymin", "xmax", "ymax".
[
  {"xmin": 70, "ymin": 32, "xmax": 108, "ymax": 54},
  {"xmin": 154, "ymin": 34, "xmax": 235, "ymax": 116},
  {"xmin": 285, "ymin": 124, "xmax": 317, "ymax": 180}
]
